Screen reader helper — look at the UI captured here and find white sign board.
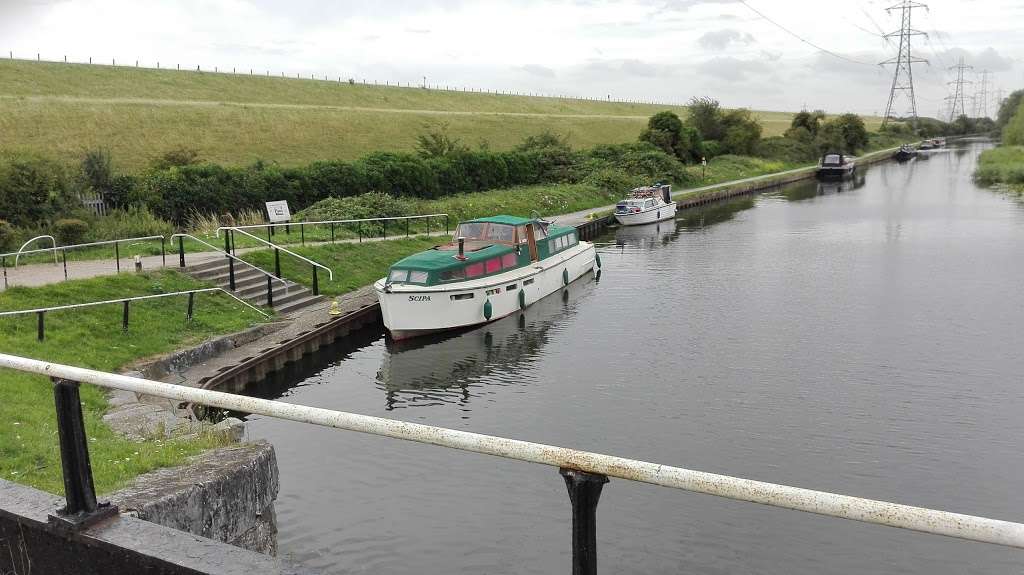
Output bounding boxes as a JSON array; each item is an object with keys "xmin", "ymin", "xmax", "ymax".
[{"xmin": 265, "ymin": 200, "xmax": 292, "ymax": 223}]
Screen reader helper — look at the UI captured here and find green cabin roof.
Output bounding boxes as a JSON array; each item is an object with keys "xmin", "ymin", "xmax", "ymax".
[{"xmin": 466, "ymin": 215, "xmax": 532, "ymax": 225}]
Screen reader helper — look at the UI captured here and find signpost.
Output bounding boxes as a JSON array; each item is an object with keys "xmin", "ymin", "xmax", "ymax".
[{"xmin": 265, "ymin": 200, "xmax": 291, "ymax": 236}]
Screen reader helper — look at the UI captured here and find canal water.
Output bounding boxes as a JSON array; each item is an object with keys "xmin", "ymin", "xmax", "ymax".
[{"xmin": 248, "ymin": 140, "xmax": 1024, "ymax": 574}]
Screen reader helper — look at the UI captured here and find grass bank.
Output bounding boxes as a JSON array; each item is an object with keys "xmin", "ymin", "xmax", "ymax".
[
  {"xmin": 0, "ymin": 59, "xmax": 852, "ymax": 170},
  {"xmin": 974, "ymin": 146, "xmax": 1024, "ymax": 192},
  {"xmin": 0, "ymin": 270, "xmax": 268, "ymax": 494}
]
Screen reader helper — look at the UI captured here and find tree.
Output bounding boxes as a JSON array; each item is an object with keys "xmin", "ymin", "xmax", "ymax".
[
  {"xmin": 996, "ymin": 90, "xmax": 1024, "ymax": 132},
  {"xmin": 720, "ymin": 109, "xmax": 763, "ymax": 155},
  {"xmin": 787, "ymin": 109, "xmax": 826, "ymax": 138},
  {"xmin": 814, "ymin": 113, "xmax": 868, "ymax": 154},
  {"xmin": 687, "ymin": 97, "xmax": 724, "ymax": 141},
  {"xmin": 639, "ymin": 111, "xmax": 703, "ymax": 163},
  {"xmin": 415, "ymin": 123, "xmax": 467, "ymax": 158}
]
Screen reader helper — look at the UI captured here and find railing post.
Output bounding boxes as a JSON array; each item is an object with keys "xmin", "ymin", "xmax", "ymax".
[
  {"xmin": 178, "ymin": 236, "xmax": 185, "ymax": 268},
  {"xmin": 37, "ymin": 311, "xmax": 44, "ymax": 341},
  {"xmin": 382, "ymin": 219, "xmax": 387, "ymax": 239},
  {"xmin": 358, "ymin": 222, "xmax": 362, "ymax": 243},
  {"xmin": 445, "ymin": 215, "xmax": 450, "ymax": 235},
  {"xmin": 274, "ymin": 248, "xmax": 281, "ymax": 277},
  {"xmin": 301, "ymin": 225, "xmax": 305, "ymax": 245},
  {"xmin": 330, "ymin": 222, "xmax": 335, "ymax": 243},
  {"xmin": 266, "ymin": 276, "xmax": 274, "ymax": 308},
  {"xmin": 2, "ymin": 255, "xmax": 7, "ymax": 289},
  {"xmin": 50, "ymin": 377, "xmax": 117, "ymax": 527},
  {"xmin": 560, "ymin": 468, "xmax": 608, "ymax": 575},
  {"xmin": 186, "ymin": 292, "xmax": 195, "ymax": 322},
  {"xmin": 160, "ymin": 236, "xmax": 166, "ymax": 267},
  {"xmin": 406, "ymin": 218, "xmax": 410, "ymax": 237},
  {"xmin": 122, "ymin": 300, "xmax": 130, "ymax": 332},
  {"xmin": 267, "ymin": 225, "xmax": 273, "ymax": 243},
  {"xmin": 228, "ymin": 256, "xmax": 236, "ymax": 291},
  {"xmin": 62, "ymin": 249, "xmax": 68, "ymax": 280},
  {"xmin": 312, "ymin": 266, "xmax": 319, "ymax": 296},
  {"xmin": 114, "ymin": 241, "xmax": 120, "ymax": 272},
  {"xmin": 231, "ymin": 230, "xmax": 237, "ymax": 256}
]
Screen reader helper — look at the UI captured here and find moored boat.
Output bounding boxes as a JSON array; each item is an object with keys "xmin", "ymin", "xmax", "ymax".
[
  {"xmin": 815, "ymin": 152, "xmax": 856, "ymax": 180},
  {"xmin": 374, "ymin": 215, "xmax": 598, "ymax": 340},
  {"xmin": 893, "ymin": 144, "xmax": 917, "ymax": 162},
  {"xmin": 917, "ymin": 139, "xmax": 938, "ymax": 150},
  {"xmin": 614, "ymin": 184, "xmax": 677, "ymax": 226}
]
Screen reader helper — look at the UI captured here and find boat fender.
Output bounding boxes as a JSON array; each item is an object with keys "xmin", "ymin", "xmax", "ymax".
[
  {"xmin": 562, "ymin": 268, "xmax": 569, "ymax": 286},
  {"xmin": 483, "ymin": 299, "xmax": 493, "ymax": 320},
  {"xmin": 595, "ymin": 253, "xmax": 602, "ymax": 269},
  {"xmin": 518, "ymin": 289, "xmax": 526, "ymax": 310}
]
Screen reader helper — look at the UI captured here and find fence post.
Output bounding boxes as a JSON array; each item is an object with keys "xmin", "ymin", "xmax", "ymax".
[
  {"xmin": 224, "ymin": 232, "xmax": 236, "ymax": 290},
  {"xmin": 186, "ymin": 292, "xmax": 195, "ymax": 322},
  {"xmin": 178, "ymin": 236, "xmax": 185, "ymax": 267},
  {"xmin": 114, "ymin": 241, "xmax": 120, "ymax": 272},
  {"xmin": 37, "ymin": 311, "xmax": 44, "ymax": 341},
  {"xmin": 382, "ymin": 219, "xmax": 387, "ymax": 239},
  {"xmin": 50, "ymin": 377, "xmax": 118, "ymax": 529},
  {"xmin": 62, "ymin": 249, "xmax": 68, "ymax": 280},
  {"xmin": 301, "ymin": 225, "xmax": 305, "ymax": 245},
  {"xmin": 122, "ymin": 300, "xmax": 130, "ymax": 332},
  {"xmin": 560, "ymin": 468, "xmax": 608, "ymax": 575},
  {"xmin": 358, "ymin": 222, "xmax": 362, "ymax": 243},
  {"xmin": 312, "ymin": 267, "xmax": 319, "ymax": 296},
  {"xmin": 231, "ymin": 229, "xmax": 237, "ymax": 256},
  {"xmin": 406, "ymin": 218, "xmax": 410, "ymax": 237},
  {"xmin": 266, "ymin": 276, "xmax": 274, "ymax": 308},
  {"xmin": 2, "ymin": 256, "xmax": 7, "ymax": 289},
  {"xmin": 274, "ymin": 248, "xmax": 281, "ymax": 277},
  {"xmin": 445, "ymin": 215, "xmax": 450, "ymax": 235},
  {"xmin": 330, "ymin": 222, "xmax": 335, "ymax": 243},
  {"xmin": 161, "ymin": 236, "xmax": 167, "ymax": 267}
]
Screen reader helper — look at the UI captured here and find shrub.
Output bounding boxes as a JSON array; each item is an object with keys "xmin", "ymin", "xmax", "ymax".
[
  {"xmin": 53, "ymin": 218, "xmax": 89, "ymax": 245},
  {"xmin": 0, "ymin": 155, "xmax": 74, "ymax": 227},
  {"xmin": 415, "ymin": 123, "xmax": 467, "ymax": 158},
  {"xmin": 151, "ymin": 147, "xmax": 201, "ymax": 170},
  {"xmin": 88, "ymin": 207, "xmax": 174, "ymax": 240},
  {"xmin": 0, "ymin": 220, "xmax": 14, "ymax": 252},
  {"xmin": 583, "ymin": 168, "xmax": 639, "ymax": 195},
  {"xmin": 755, "ymin": 136, "xmax": 816, "ymax": 163}
]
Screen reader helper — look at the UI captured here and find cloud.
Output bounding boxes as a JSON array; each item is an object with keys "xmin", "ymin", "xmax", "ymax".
[
  {"xmin": 404, "ymin": 28, "xmax": 431, "ymax": 34},
  {"xmin": 697, "ymin": 28, "xmax": 755, "ymax": 50},
  {"xmin": 937, "ymin": 47, "xmax": 1015, "ymax": 72},
  {"xmin": 519, "ymin": 64, "xmax": 556, "ymax": 78},
  {"xmin": 579, "ymin": 58, "xmax": 664, "ymax": 78},
  {"xmin": 695, "ymin": 57, "xmax": 766, "ymax": 82},
  {"xmin": 654, "ymin": 0, "xmax": 741, "ymax": 12}
]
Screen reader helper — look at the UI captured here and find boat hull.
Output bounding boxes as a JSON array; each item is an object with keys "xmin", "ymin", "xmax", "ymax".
[
  {"xmin": 375, "ymin": 242, "xmax": 597, "ymax": 340},
  {"xmin": 816, "ymin": 165, "xmax": 856, "ymax": 180},
  {"xmin": 614, "ymin": 202, "xmax": 677, "ymax": 226}
]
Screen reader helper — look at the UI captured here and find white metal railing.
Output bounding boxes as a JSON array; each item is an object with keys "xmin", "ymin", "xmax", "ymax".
[
  {"xmin": 215, "ymin": 213, "xmax": 449, "ymax": 235},
  {"xmin": 169, "ymin": 233, "xmax": 288, "ymax": 295},
  {"xmin": 1, "ymin": 352, "xmax": 1021, "ymax": 551},
  {"xmin": 2, "ymin": 235, "xmax": 166, "ymax": 267},
  {"xmin": 0, "ymin": 287, "xmax": 268, "ymax": 319},
  {"xmin": 224, "ymin": 228, "xmax": 334, "ymax": 281}
]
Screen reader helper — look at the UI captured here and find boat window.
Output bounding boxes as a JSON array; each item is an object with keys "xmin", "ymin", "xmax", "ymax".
[
  {"xmin": 534, "ymin": 225, "xmax": 549, "ymax": 239},
  {"xmin": 388, "ymin": 269, "xmax": 408, "ymax": 282},
  {"xmin": 524, "ymin": 278, "xmax": 535, "ymax": 286},
  {"xmin": 548, "ymin": 239, "xmax": 557, "ymax": 253},
  {"xmin": 465, "ymin": 262, "xmax": 484, "ymax": 278},
  {"xmin": 645, "ymin": 199, "xmax": 655, "ymax": 209},
  {"xmin": 485, "ymin": 224, "xmax": 514, "ymax": 242},
  {"xmin": 569, "ymin": 232, "xmax": 577, "ymax": 245},
  {"xmin": 485, "ymin": 257, "xmax": 502, "ymax": 273},
  {"xmin": 408, "ymin": 271, "xmax": 429, "ymax": 284},
  {"xmin": 506, "ymin": 283, "xmax": 517, "ymax": 290},
  {"xmin": 557, "ymin": 235, "xmax": 566, "ymax": 249},
  {"xmin": 824, "ymin": 154, "xmax": 841, "ymax": 165},
  {"xmin": 501, "ymin": 253, "xmax": 517, "ymax": 268},
  {"xmin": 455, "ymin": 222, "xmax": 486, "ymax": 240},
  {"xmin": 450, "ymin": 293, "xmax": 474, "ymax": 301},
  {"xmin": 439, "ymin": 268, "xmax": 465, "ymax": 282},
  {"xmin": 516, "ymin": 225, "xmax": 528, "ymax": 243}
]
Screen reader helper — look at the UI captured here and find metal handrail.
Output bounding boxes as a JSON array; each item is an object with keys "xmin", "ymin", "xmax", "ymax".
[
  {"xmin": 0, "ymin": 287, "xmax": 269, "ymax": 318},
  {"xmin": 169, "ymin": 233, "xmax": 289, "ymax": 295},
  {"xmin": 3, "ymin": 235, "xmax": 166, "ymax": 265},
  {"xmin": 215, "ymin": 213, "xmax": 449, "ymax": 235},
  {"xmin": 11, "ymin": 235, "xmax": 58, "ymax": 266},
  {"xmin": 1, "ymin": 352, "xmax": 1021, "ymax": 552},
  {"xmin": 225, "ymin": 228, "xmax": 334, "ymax": 281}
]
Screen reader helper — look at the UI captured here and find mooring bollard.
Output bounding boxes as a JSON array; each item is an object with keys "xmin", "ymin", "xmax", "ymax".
[
  {"xmin": 560, "ymin": 468, "xmax": 608, "ymax": 575},
  {"xmin": 134, "ymin": 255, "xmax": 142, "ymax": 272},
  {"xmin": 50, "ymin": 377, "xmax": 117, "ymax": 528}
]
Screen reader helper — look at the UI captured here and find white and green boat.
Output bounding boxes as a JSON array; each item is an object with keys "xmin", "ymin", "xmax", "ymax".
[{"xmin": 374, "ymin": 215, "xmax": 598, "ymax": 340}]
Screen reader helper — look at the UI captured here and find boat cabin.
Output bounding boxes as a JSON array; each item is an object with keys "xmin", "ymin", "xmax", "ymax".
[
  {"xmin": 820, "ymin": 152, "xmax": 850, "ymax": 167},
  {"xmin": 615, "ymin": 184, "xmax": 672, "ymax": 214},
  {"xmin": 385, "ymin": 215, "xmax": 580, "ymax": 287}
]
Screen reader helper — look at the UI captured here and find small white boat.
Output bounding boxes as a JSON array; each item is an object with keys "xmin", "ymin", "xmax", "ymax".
[
  {"xmin": 374, "ymin": 215, "xmax": 598, "ymax": 340},
  {"xmin": 614, "ymin": 184, "xmax": 677, "ymax": 226}
]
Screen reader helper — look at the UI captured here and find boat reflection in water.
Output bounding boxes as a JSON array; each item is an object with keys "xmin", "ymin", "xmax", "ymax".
[
  {"xmin": 612, "ymin": 219, "xmax": 676, "ymax": 249},
  {"xmin": 777, "ymin": 172, "xmax": 866, "ymax": 202},
  {"xmin": 376, "ymin": 272, "xmax": 595, "ymax": 410}
]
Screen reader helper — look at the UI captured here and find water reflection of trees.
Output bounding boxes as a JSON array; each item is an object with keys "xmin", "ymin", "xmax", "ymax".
[
  {"xmin": 376, "ymin": 276, "xmax": 592, "ymax": 411},
  {"xmin": 779, "ymin": 172, "xmax": 866, "ymax": 201}
]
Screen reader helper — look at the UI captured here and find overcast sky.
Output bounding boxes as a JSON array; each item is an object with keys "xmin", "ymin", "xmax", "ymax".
[{"xmin": 3, "ymin": 0, "xmax": 1023, "ymax": 116}]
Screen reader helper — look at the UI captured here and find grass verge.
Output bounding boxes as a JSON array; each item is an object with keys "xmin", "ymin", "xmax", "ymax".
[
  {"xmin": 0, "ymin": 270, "xmax": 268, "ymax": 494},
  {"xmin": 974, "ymin": 146, "xmax": 1024, "ymax": 191}
]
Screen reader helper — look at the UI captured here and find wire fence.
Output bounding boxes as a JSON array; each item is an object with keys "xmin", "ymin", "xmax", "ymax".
[{"xmin": 5, "ymin": 52, "xmax": 690, "ymax": 108}]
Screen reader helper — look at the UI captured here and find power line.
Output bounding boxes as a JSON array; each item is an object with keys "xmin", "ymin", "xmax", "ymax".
[{"xmin": 738, "ymin": 1, "xmax": 875, "ymax": 66}]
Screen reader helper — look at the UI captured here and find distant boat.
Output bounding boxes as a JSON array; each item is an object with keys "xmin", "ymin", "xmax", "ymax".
[
  {"xmin": 816, "ymin": 152, "xmax": 856, "ymax": 180},
  {"xmin": 918, "ymin": 139, "xmax": 938, "ymax": 150},
  {"xmin": 614, "ymin": 184, "xmax": 677, "ymax": 226},
  {"xmin": 894, "ymin": 144, "xmax": 917, "ymax": 162}
]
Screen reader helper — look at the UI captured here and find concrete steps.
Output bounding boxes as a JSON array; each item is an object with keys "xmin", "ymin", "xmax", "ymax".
[{"xmin": 183, "ymin": 256, "xmax": 323, "ymax": 315}]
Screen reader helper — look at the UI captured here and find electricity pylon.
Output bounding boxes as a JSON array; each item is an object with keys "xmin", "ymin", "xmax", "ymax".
[
  {"xmin": 948, "ymin": 57, "xmax": 973, "ymax": 121},
  {"xmin": 977, "ymin": 69, "xmax": 991, "ymax": 118},
  {"xmin": 881, "ymin": 0, "xmax": 928, "ymax": 126}
]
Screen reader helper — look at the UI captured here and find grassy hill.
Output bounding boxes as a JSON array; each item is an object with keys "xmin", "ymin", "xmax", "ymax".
[{"xmin": 0, "ymin": 59, "xmax": 863, "ymax": 172}]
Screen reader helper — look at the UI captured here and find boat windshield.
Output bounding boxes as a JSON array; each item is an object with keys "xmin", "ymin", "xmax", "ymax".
[
  {"xmin": 455, "ymin": 222, "xmax": 515, "ymax": 243},
  {"xmin": 823, "ymin": 154, "xmax": 842, "ymax": 165}
]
